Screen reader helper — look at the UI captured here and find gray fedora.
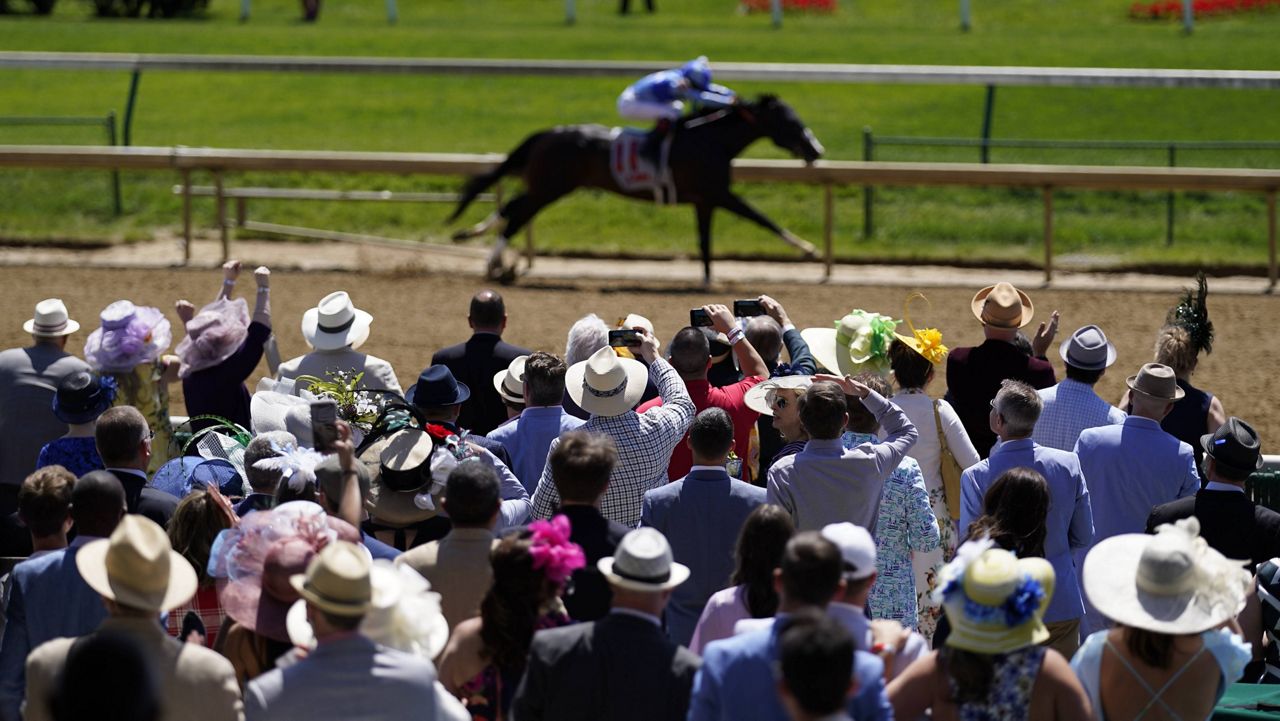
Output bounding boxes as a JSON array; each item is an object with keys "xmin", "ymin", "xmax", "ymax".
[
  {"xmin": 1126, "ymin": 363, "xmax": 1185, "ymax": 401},
  {"xmin": 1059, "ymin": 324, "xmax": 1117, "ymax": 371}
]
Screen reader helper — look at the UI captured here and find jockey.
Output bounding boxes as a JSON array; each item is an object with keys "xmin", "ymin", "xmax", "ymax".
[{"xmin": 617, "ymin": 56, "xmax": 738, "ymax": 165}]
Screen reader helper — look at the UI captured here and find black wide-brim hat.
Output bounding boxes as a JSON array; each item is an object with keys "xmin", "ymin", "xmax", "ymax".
[
  {"xmin": 53, "ymin": 371, "xmax": 117, "ymax": 425},
  {"xmin": 1201, "ymin": 417, "xmax": 1264, "ymax": 477}
]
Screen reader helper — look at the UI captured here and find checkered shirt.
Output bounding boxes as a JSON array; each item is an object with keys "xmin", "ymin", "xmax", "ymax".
[
  {"xmin": 164, "ymin": 584, "xmax": 227, "ymax": 648},
  {"xmin": 531, "ymin": 358, "xmax": 695, "ymax": 528},
  {"xmin": 1031, "ymin": 378, "xmax": 1126, "ymax": 452}
]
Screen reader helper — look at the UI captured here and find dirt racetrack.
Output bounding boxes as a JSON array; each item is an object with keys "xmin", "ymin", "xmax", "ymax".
[{"xmin": 1, "ymin": 265, "xmax": 1276, "ymax": 447}]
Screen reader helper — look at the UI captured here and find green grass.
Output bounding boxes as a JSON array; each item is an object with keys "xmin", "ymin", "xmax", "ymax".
[{"xmin": 2, "ymin": 0, "xmax": 1279, "ymax": 268}]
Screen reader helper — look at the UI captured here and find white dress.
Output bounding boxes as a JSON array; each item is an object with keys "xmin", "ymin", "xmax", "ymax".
[{"xmin": 890, "ymin": 389, "xmax": 982, "ymax": 642}]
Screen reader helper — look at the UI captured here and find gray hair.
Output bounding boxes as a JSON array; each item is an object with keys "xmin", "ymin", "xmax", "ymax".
[
  {"xmin": 994, "ymin": 380, "xmax": 1042, "ymax": 438},
  {"xmin": 746, "ymin": 316, "xmax": 783, "ymax": 365},
  {"xmin": 565, "ymin": 313, "xmax": 609, "ymax": 366},
  {"xmin": 244, "ymin": 431, "xmax": 298, "ymax": 493}
]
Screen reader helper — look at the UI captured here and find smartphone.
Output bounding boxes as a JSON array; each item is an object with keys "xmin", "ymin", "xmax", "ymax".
[
  {"xmin": 310, "ymin": 399, "xmax": 339, "ymax": 453},
  {"xmin": 690, "ymin": 308, "xmax": 713, "ymax": 327},
  {"xmin": 608, "ymin": 329, "xmax": 642, "ymax": 348},
  {"xmin": 733, "ymin": 299, "xmax": 765, "ymax": 317}
]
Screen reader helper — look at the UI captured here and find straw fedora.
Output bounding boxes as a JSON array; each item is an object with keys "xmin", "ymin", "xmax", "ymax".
[
  {"xmin": 565, "ymin": 346, "xmax": 648, "ymax": 417},
  {"xmin": 290, "ymin": 541, "xmax": 374, "ymax": 616},
  {"xmin": 1084, "ymin": 518, "xmax": 1250, "ymax": 635},
  {"xmin": 938, "ymin": 542, "xmax": 1054, "ymax": 655},
  {"xmin": 1126, "ymin": 362, "xmax": 1185, "ymax": 401},
  {"xmin": 971, "ymin": 283, "xmax": 1034, "ymax": 329},
  {"xmin": 800, "ymin": 310, "xmax": 899, "ymax": 376},
  {"xmin": 361, "ymin": 429, "xmax": 449, "ymax": 526},
  {"xmin": 1059, "ymin": 324, "xmax": 1117, "ymax": 371},
  {"xmin": 76, "ymin": 515, "xmax": 198, "ymax": 613},
  {"xmin": 743, "ymin": 375, "xmax": 813, "ymax": 417},
  {"xmin": 493, "ymin": 355, "xmax": 529, "ymax": 405},
  {"xmin": 23, "ymin": 298, "xmax": 80, "ymax": 338},
  {"xmin": 598, "ymin": 528, "xmax": 690, "ymax": 593},
  {"xmin": 301, "ymin": 291, "xmax": 373, "ymax": 352}
]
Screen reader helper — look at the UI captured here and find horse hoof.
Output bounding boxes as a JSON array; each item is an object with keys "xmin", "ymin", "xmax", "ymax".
[
  {"xmin": 451, "ymin": 229, "xmax": 472, "ymax": 243},
  {"xmin": 496, "ymin": 265, "xmax": 519, "ymax": 285}
]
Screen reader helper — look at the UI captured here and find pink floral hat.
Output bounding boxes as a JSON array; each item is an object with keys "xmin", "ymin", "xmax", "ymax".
[
  {"xmin": 83, "ymin": 301, "xmax": 172, "ymax": 373},
  {"xmin": 176, "ymin": 298, "xmax": 250, "ymax": 379}
]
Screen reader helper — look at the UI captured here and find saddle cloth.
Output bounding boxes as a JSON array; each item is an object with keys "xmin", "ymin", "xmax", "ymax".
[{"xmin": 609, "ymin": 127, "xmax": 675, "ymax": 203}]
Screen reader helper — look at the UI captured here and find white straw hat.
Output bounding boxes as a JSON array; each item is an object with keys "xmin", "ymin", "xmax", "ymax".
[
  {"xmin": 23, "ymin": 298, "xmax": 80, "ymax": 338},
  {"xmin": 743, "ymin": 375, "xmax": 812, "ymax": 417},
  {"xmin": 564, "ymin": 346, "xmax": 648, "ymax": 417},
  {"xmin": 301, "ymin": 291, "xmax": 373, "ymax": 351},
  {"xmin": 492, "ymin": 355, "xmax": 529, "ymax": 405},
  {"xmin": 598, "ymin": 528, "xmax": 690, "ymax": 592}
]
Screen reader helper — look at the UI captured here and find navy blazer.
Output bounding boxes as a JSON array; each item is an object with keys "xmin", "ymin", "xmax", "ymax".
[
  {"xmin": 1147, "ymin": 490, "xmax": 1280, "ymax": 569},
  {"xmin": 109, "ymin": 469, "xmax": 178, "ymax": 529},
  {"xmin": 513, "ymin": 612, "xmax": 701, "ymax": 721},
  {"xmin": 946, "ymin": 339, "xmax": 1056, "ymax": 458},
  {"xmin": 431, "ymin": 333, "xmax": 531, "ymax": 437},
  {"xmin": 560, "ymin": 505, "xmax": 629, "ymax": 622},
  {"xmin": 641, "ymin": 468, "xmax": 765, "ymax": 646}
]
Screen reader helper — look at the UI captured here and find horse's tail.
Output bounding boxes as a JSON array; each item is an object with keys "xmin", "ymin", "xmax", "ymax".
[{"xmin": 447, "ymin": 133, "xmax": 542, "ymax": 223}]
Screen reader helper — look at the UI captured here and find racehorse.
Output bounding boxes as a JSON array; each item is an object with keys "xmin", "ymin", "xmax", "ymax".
[{"xmin": 447, "ymin": 95, "xmax": 825, "ymax": 284}]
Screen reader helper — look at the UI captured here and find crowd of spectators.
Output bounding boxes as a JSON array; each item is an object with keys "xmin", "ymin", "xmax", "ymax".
[{"xmin": 0, "ymin": 264, "xmax": 1270, "ymax": 721}]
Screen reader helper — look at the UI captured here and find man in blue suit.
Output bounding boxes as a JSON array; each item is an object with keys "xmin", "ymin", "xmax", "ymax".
[
  {"xmin": 687, "ymin": 533, "xmax": 892, "ymax": 721},
  {"xmin": 959, "ymin": 379, "xmax": 1093, "ymax": 659},
  {"xmin": 0, "ymin": 471, "xmax": 125, "ymax": 721},
  {"xmin": 642, "ymin": 408, "xmax": 764, "ymax": 646}
]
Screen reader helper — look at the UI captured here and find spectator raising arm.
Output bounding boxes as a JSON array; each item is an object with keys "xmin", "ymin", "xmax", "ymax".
[
  {"xmin": 705, "ymin": 304, "xmax": 767, "ymax": 380},
  {"xmin": 759, "ymin": 295, "xmax": 816, "ymax": 375},
  {"xmin": 813, "ymin": 374, "xmax": 919, "ymax": 476}
]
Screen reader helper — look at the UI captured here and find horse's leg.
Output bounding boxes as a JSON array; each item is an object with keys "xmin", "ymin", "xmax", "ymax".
[
  {"xmin": 695, "ymin": 202, "xmax": 714, "ymax": 287},
  {"xmin": 451, "ymin": 211, "xmax": 506, "ymax": 242},
  {"xmin": 716, "ymin": 191, "xmax": 817, "ymax": 259},
  {"xmin": 486, "ymin": 189, "xmax": 571, "ymax": 281}
]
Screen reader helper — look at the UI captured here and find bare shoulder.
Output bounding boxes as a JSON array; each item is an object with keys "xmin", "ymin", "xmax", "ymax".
[{"xmin": 1036, "ymin": 649, "xmax": 1092, "ymax": 717}]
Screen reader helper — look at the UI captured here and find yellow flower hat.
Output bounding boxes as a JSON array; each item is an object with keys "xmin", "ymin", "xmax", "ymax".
[{"xmin": 892, "ymin": 292, "xmax": 949, "ymax": 366}]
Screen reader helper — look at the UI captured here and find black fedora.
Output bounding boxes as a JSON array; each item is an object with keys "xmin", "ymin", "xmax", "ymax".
[
  {"xmin": 405, "ymin": 365, "xmax": 471, "ymax": 409},
  {"xmin": 1201, "ymin": 417, "xmax": 1264, "ymax": 477},
  {"xmin": 52, "ymin": 371, "xmax": 117, "ymax": 425}
]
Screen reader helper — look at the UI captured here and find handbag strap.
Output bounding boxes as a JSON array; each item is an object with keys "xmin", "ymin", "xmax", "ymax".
[{"xmin": 932, "ymin": 399, "xmax": 950, "ymax": 454}]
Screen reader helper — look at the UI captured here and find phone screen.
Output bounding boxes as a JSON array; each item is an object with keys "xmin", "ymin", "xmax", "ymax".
[
  {"xmin": 733, "ymin": 299, "xmax": 765, "ymax": 317},
  {"xmin": 310, "ymin": 400, "xmax": 339, "ymax": 453},
  {"xmin": 609, "ymin": 329, "xmax": 641, "ymax": 347},
  {"xmin": 690, "ymin": 308, "xmax": 713, "ymax": 327}
]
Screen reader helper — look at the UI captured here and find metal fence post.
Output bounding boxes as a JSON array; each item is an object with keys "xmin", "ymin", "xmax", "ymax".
[
  {"xmin": 980, "ymin": 85, "xmax": 996, "ymax": 164},
  {"xmin": 123, "ymin": 69, "xmax": 142, "ymax": 146},
  {"xmin": 1166, "ymin": 144, "xmax": 1176, "ymax": 246},
  {"xmin": 106, "ymin": 111, "xmax": 122, "ymax": 216},
  {"xmin": 565, "ymin": 0, "xmax": 575, "ymax": 25},
  {"xmin": 862, "ymin": 127, "xmax": 874, "ymax": 239},
  {"xmin": 960, "ymin": 0, "xmax": 971, "ymax": 31},
  {"xmin": 771, "ymin": 0, "xmax": 783, "ymax": 28},
  {"xmin": 1043, "ymin": 186, "xmax": 1054, "ymax": 285},
  {"xmin": 1182, "ymin": 0, "xmax": 1194, "ymax": 33}
]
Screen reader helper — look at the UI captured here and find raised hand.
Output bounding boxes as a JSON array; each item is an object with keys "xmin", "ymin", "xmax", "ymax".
[{"xmin": 1030, "ymin": 309, "xmax": 1061, "ymax": 358}]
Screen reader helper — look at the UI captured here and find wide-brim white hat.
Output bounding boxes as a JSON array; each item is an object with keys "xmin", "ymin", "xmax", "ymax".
[
  {"xmin": 301, "ymin": 291, "xmax": 373, "ymax": 351},
  {"xmin": 598, "ymin": 557, "xmax": 690, "ymax": 592},
  {"xmin": 493, "ymin": 355, "xmax": 529, "ymax": 405},
  {"xmin": 23, "ymin": 298, "xmax": 80, "ymax": 338},
  {"xmin": 597, "ymin": 527, "xmax": 690, "ymax": 592},
  {"xmin": 1083, "ymin": 519, "xmax": 1251, "ymax": 636},
  {"xmin": 799, "ymin": 327, "xmax": 844, "ymax": 374},
  {"xmin": 565, "ymin": 346, "xmax": 648, "ymax": 417},
  {"xmin": 744, "ymin": 375, "xmax": 813, "ymax": 416},
  {"xmin": 76, "ymin": 515, "xmax": 198, "ymax": 613}
]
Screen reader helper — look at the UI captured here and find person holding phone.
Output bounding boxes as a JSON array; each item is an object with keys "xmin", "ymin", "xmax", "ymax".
[{"xmin": 637, "ymin": 304, "xmax": 769, "ymax": 484}]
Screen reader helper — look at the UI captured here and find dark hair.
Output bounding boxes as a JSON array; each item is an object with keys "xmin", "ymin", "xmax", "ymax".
[
  {"xmin": 70, "ymin": 471, "xmax": 126, "ymax": 538},
  {"xmin": 524, "ymin": 351, "xmax": 568, "ymax": 407},
  {"xmin": 689, "ymin": 407, "xmax": 734, "ymax": 458},
  {"xmin": 480, "ymin": 532, "xmax": 561, "ymax": 675},
  {"xmin": 167, "ymin": 490, "xmax": 232, "ymax": 586},
  {"xmin": 779, "ymin": 610, "xmax": 854, "ymax": 716},
  {"xmin": 550, "ymin": 431, "xmax": 617, "ymax": 503},
  {"xmin": 1123, "ymin": 625, "xmax": 1176, "ymax": 669},
  {"xmin": 19, "ymin": 466, "xmax": 74, "ymax": 538},
  {"xmin": 51, "ymin": 629, "xmax": 159, "ymax": 721},
  {"xmin": 1065, "ymin": 364, "xmax": 1105, "ymax": 385},
  {"xmin": 243, "ymin": 431, "xmax": 297, "ymax": 493},
  {"xmin": 731, "ymin": 505, "xmax": 795, "ymax": 618},
  {"xmin": 469, "ymin": 289, "xmax": 506, "ymax": 328},
  {"xmin": 1011, "ymin": 331, "xmax": 1033, "ymax": 357},
  {"xmin": 797, "ymin": 382, "xmax": 847, "ymax": 440},
  {"xmin": 668, "ymin": 327, "xmax": 710, "ymax": 377},
  {"xmin": 846, "ymin": 373, "xmax": 891, "ymax": 434},
  {"xmin": 274, "ymin": 478, "xmax": 317, "ymax": 506},
  {"xmin": 940, "ymin": 646, "xmax": 996, "ymax": 704},
  {"xmin": 888, "ymin": 338, "xmax": 933, "ymax": 389},
  {"xmin": 443, "ymin": 462, "xmax": 501, "ymax": 526},
  {"xmin": 94, "ymin": 406, "xmax": 149, "ymax": 467},
  {"xmin": 966, "ymin": 467, "xmax": 1049, "ymax": 558},
  {"xmin": 779, "ymin": 532, "xmax": 843, "ymax": 607},
  {"xmin": 1210, "ymin": 456, "xmax": 1253, "ymax": 483},
  {"xmin": 317, "ymin": 609, "xmax": 363, "ymax": 631},
  {"xmin": 745, "ymin": 316, "xmax": 783, "ymax": 364}
]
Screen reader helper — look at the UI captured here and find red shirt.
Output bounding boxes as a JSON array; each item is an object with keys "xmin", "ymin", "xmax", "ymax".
[{"xmin": 637, "ymin": 376, "xmax": 764, "ymax": 482}]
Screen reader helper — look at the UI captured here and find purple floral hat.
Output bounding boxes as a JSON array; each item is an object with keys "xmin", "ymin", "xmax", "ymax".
[
  {"xmin": 176, "ymin": 298, "xmax": 250, "ymax": 378},
  {"xmin": 83, "ymin": 301, "xmax": 172, "ymax": 373}
]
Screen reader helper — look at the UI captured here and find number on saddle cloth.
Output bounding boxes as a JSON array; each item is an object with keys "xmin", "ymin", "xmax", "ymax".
[{"xmin": 608, "ymin": 127, "xmax": 677, "ymax": 204}]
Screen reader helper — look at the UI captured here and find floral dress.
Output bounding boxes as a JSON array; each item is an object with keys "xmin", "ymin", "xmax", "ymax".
[
  {"xmin": 108, "ymin": 361, "xmax": 173, "ymax": 473},
  {"xmin": 458, "ymin": 610, "xmax": 573, "ymax": 721},
  {"xmin": 36, "ymin": 436, "xmax": 104, "ymax": 478},
  {"xmin": 843, "ymin": 431, "xmax": 940, "ymax": 629},
  {"xmin": 952, "ymin": 646, "xmax": 1046, "ymax": 721}
]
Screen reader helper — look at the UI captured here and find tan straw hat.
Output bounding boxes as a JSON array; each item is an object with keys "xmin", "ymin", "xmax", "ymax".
[
  {"xmin": 565, "ymin": 346, "xmax": 648, "ymax": 417},
  {"xmin": 24, "ymin": 298, "xmax": 80, "ymax": 338},
  {"xmin": 1126, "ymin": 362, "xmax": 1186, "ymax": 401},
  {"xmin": 971, "ymin": 282, "xmax": 1034, "ymax": 329},
  {"xmin": 290, "ymin": 540, "xmax": 374, "ymax": 616},
  {"xmin": 493, "ymin": 355, "xmax": 529, "ymax": 405},
  {"xmin": 76, "ymin": 515, "xmax": 198, "ymax": 613}
]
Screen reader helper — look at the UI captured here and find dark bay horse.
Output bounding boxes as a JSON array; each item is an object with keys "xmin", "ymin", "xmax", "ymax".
[{"xmin": 447, "ymin": 95, "xmax": 825, "ymax": 284}]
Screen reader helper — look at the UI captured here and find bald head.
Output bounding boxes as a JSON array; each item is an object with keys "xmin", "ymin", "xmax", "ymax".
[
  {"xmin": 469, "ymin": 289, "xmax": 506, "ymax": 332},
  {"xmin": 746, "ymin": 316, "xmax": 783, "ymax": 365},
  {"xmin": 72, "ymin": 471, "xmax": 126, "ymax": 538}
]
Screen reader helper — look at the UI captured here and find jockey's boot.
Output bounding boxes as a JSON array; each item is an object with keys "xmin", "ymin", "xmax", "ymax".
[{"xmin": 641, "ymin": 119, "xmax": 673, "ymax": 167}]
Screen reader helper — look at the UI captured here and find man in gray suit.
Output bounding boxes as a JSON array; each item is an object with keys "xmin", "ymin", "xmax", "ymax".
[
  {"xmin": 246, "ymin": 542, "xmax": 459, "ymax": 720},
  {"xmin": 0, "ymin": 299, "xmax": 88, "ymax": 510},
  {"xmin": 512, "ymin": 528, "xmax": 702, "ymax": 721}
]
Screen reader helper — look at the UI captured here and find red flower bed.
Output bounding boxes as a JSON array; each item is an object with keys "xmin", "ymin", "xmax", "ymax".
[
  {"xmin": 1129, "ymin": 0, "xmax": 1280, "ymax": 19},
  {"xmin": 741, "ymin": 0, "xmax": 835, "ymax": 13}
]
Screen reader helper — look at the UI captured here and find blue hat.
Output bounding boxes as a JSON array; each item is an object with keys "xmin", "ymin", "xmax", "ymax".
[
  {"xmin": 152, "ymin": 457, "xmax": 242, "ymax": 500},
  {"xmin": 405, "ymin": 365, "xmax": 470, "ymax": 408},
  {"xmin": 681, "ymin": 56, "xmax": 712, "ymax": 90},
  {"xmin": 52, "ymin": 371, "xmax": 116, "ymax": 425}
]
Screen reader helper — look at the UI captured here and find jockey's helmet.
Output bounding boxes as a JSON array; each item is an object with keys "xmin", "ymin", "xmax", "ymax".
[{"xmin": 681, "ymin": 56, "xmax": 712, "ymax": 90}]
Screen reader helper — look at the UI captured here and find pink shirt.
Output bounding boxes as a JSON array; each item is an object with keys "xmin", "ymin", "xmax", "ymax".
[{"xmin": 689, "ymin": 585, "xmax": 752, "ymax": 656}]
